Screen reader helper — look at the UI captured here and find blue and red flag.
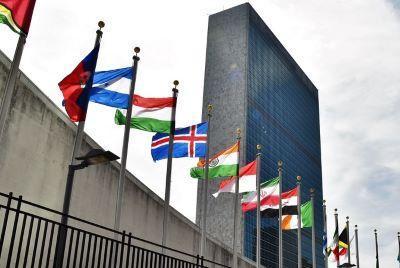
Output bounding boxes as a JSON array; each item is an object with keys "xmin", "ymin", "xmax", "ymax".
[
  {"xmin": 151, "ymin": 122, "xmax": 208, "ymax": 161},
  {"xmin": 59, "ymin": 45, "xmax": 100, "ymax": 122}
]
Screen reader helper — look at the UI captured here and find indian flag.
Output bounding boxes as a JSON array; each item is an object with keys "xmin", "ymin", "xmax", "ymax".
[
  {"xmin": 0, "ymin": 0, "xmax": 36, "ymax": 35},
  {"xmin": 241, "ymin": 177, "xmax": 280, "ymax": 212},
  {"xmin": 282, "ymin": 200, "xmax": 313, "ymax": 230},
  {"xmin": 115, "ymin": 94, "xmax": 173, "ymax": 133},
  {"xmin": 212, "ymin": 160, "xmax": 257, "ymax": 197},
  {"xmin": 190, "ymin": 142, "xmax": 239, "ymax": 179}
]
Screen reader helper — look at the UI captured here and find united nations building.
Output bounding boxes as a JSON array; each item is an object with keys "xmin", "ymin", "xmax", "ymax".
[{"xmin": 197, "ymin": 3, "xmax": 324, "ymax": 267}]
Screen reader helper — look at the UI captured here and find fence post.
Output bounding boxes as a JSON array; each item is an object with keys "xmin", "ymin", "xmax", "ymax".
[
  {"xmin": 201, "ymin": 255, "xmax": 205, "ymax": 268},
  {"xmin": 0, "ymin": 192, "xmax": 13, "ymax": 258},
  {"xmin": 6, "ymin": 195, "xmax": 22, "ymax": 267},
  {"xmin": 53, "ymin": 210, "xmax": 70, "ymax": 267},
  {"xmin": 196, "ymin": 254, "xmax": 200, "ymax": 268},
  {"xmin": 126, "ymin": 232, "xmax": 132, "ymax": 268},
  {"xmin": 120, "ymin": 231, "xmax": 125, "ymax": 268}
]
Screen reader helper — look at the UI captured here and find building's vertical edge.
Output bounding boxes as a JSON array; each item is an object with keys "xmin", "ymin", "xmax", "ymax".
[
  {"xmin": 196, "ymin": 3, "xmax": 250, "ymax": 258},
  {"xmin": 240, "ymin": 3, "xmax": 251, "ymax": 257}
]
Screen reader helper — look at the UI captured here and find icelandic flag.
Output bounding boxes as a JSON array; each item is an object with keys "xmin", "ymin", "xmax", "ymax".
[
  {"xmin": 58, "ymin": 45, "xmax": 100, "ymax": 122},
  {"xmin": 90, "ymin": 67, "xmax": 133, "ymax": 109},
  {"xmin": 151, "ymin": 122, "xmax": 208, "ymax": 161}
]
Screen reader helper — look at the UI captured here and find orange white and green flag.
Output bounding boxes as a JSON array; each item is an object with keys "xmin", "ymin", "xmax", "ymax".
[
  {"xmin": 190, "ymin": 142, "xmax": 239, "ymax": 179},
  {"xmin": 0, "ymin": 0, "xmax": 36, "ymax": 35}
]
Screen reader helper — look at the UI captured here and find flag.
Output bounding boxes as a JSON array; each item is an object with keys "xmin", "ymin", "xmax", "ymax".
[
  {"xmin": 339, "ymin": 226, "xmax": 349, "ymax": 249},
  {"xmin": 213, "ymin": 160, "xmax": 256, "ymax": 197},
  {"xmin": 326, "ymin": 223, "xmax": 339, "ymax": 257},
  {"xmin": 241, "ymin": 177, "xmax": 279, "ymax": 213},
  {"xmin": 190, "ymin": 142, "xmax": 238, "ymax": 179},
  {"xmin": 281, "ymin": 201, "xmax": 313, "ymax": 230},
  {"xmin": 0, "ymin": 0, "xmax": 36, "ymax": 34},
  {"xmin": 330, "ymin": 234, "xmax": 355, "ymax": 264},
  {"xmin": 151, "ymin": 122, "xmax": 207, "ymax": 161},
  {"xmin": 329, "ymin": 227, "xmax": 350, "ymax": 263},
  {"xmin": 323, "ymin": 231, "xmax": 328, "ymax": 256},
  {"xmin": 89, "ymin": 67, "xmax": 133, "ymax": 109},
  {"xmin": 90, "ymin": 67, "xmax": 175, "ymax": 133},
  {"xmin": 115, "ymin": 95, "xmax": 174, "ymax": 133},
  {"xmin": 260, "ymin": 187, "xmax": 298, "ymax": 217},
  {"xmin": 59, "ymin": 45, "xmax": 100, "ymax": 122}
]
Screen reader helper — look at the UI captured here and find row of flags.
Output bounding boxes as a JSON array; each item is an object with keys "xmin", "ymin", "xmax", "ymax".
[{"xmin": 191, "ymin": 143, "xmax": 314, "ymax": 229}]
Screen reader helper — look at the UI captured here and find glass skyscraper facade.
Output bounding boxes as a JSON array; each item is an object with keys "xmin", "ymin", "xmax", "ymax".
[
  {"xmin": 197, "ymin": 3, "xmax": 323, "ymax": 267},
  {"xmin": 244, "ymin": 13, "xmax": 323, "ymax": 267}
]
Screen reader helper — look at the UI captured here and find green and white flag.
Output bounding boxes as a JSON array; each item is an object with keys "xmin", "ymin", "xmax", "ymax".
[{"xmin": 115, "ymin": 94, "xmax": 173, "ymax": 133}]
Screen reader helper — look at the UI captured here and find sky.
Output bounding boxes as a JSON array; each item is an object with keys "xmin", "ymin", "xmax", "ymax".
[{"xmin": 1, "ymin": 0, "xmax": 399, "ymax": 267}]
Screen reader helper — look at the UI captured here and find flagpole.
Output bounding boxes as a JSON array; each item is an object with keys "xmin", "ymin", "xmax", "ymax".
[
  {"xmin": 114, "ymin": 47, "xmax": 141, "ymax": 232},
  {"xmin": 200, "ymin": 104, "xmax": 212, "ymax": 257},
  {"xmin": 232, "ymin": 128, "xmax": 241, "ymax": 268},
  {"xmin": 55, "ymin": 21, "xmax": 104, "ymax": 268},
  {"xmin": 346, "ymin": 216, "xmax": 351, "ymax": 264},
  {"xmin": 161, "ymin": 80, "xmax": 179, "ymax": 250},
  {"xmin": 278, "ymin": 159, "xmax": 283, "ymax": 268},
  {"xmin": 397, "ymin": 232, "xmax": 400, "ymax": 268},
  {"xmin": 0, "ymin": 34, "xmax": 27, "ymax": 141},
  {"xmin": 256, "ymin": 144, "xmax": 262, "ymax": 268},
  {"xmin": 0, "ymin": 0, "xmax": 37, "ymax": 140},
  {"xmin": 323, "ymin": 200, "xmax": 328, "ymax": 268},
  {"xmin": 63, "ymin": 20, "xmax": 104, "ymax": 222},
  {"xmin": 296, "ymin": 176, "xmax": 302, "ymax": 268},
  {"xmin": 335, "ymin": 208, "xmax": 340, "ymax": 268},
  {"xmin": 310, "ymin": 188, "xmax": 316, "ymax": 268},
  {"xmin": 374, "ymin": 229, "xmax": 379, "ymax": 268},
  {"xmin": 354, "ymin": 225, "xmax": 360, "ymax": 268}
]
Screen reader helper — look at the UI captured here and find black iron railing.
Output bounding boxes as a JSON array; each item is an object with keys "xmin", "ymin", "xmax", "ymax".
[{"xmin": 0, "ymin": 192, "xmax": 230, "ymax": 268}]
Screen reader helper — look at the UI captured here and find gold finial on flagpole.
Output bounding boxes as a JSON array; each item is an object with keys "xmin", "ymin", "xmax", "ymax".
[{"xmin": 134, "ymin": 47, "xmax": 140, "ymax": 55}]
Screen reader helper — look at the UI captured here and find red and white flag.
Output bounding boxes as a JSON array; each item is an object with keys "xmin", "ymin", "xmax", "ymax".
[{"xmin": 212, "ymin": 160, "xmax": 257, "ymax": 197}]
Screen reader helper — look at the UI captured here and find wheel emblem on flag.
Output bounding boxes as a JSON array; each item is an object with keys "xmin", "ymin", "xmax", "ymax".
[{"xmin": 209, "ymin": 158, "xmax": 219, "ymax": 167}]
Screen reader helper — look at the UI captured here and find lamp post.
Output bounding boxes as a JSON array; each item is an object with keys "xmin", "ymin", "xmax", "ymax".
[
  {"xmin": 55, "ymin": 149, "xmax": 119, "ymax": 267},
  {"xmin": 62, "ymin": 149, "xmax": 119, "ymax": 221}
]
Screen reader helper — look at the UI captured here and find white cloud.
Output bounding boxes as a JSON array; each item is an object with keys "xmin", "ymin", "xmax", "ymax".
[{"xmin": 0, "ymin": 0, "xmax": 399, "ymax": 266}]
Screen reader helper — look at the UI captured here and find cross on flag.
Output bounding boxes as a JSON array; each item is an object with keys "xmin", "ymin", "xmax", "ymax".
[{"xmin": 151, "ymin": 122, "xmax": 208, "ymax": 161}]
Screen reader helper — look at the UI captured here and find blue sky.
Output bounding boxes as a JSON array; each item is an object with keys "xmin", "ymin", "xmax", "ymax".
[{"xmin": 0, "ymin": 0, "xmax": 399, "ymax": 266}]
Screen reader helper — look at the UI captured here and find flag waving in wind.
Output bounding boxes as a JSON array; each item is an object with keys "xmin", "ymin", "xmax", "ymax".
[
  {"xmin": 115, "ymin": 95, "xmax": 174, "ymax": 133},
  {"xmin": 281, "ymin": 201, "xmax": 313, "ymax": 230},
  {"xmin": 151, "ymin": 122, "xmax": 207, "ymax": 161},
  {"xmin": 190, "ymin": 142, "xmax": 239, "ymax": 179},
  {"xmin": 213, "ymin": 160, "xmax": 256, "ymax": 197},
  {"xmin": 241, "ymin": 177, "xmax": 279, "ymax": 213},
  {"xmin": 59, "ymin": 45, "xmax": 100, "ymax": 122},
  {"xmin": 90, "ymin": 67, "xmax": 133, "ymax": 109},
  {"xmin": 89, "ymin": 67, "xmax": 174, "ymax": 133},
  {"xmin": 0, "ymin": 0, "xmax": 36, "ymax": 34}
]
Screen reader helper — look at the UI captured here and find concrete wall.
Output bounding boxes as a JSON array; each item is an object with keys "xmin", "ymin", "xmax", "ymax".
[{"xmin": 0, "ymin": 49, "xmax": 255, "ymax": 268}]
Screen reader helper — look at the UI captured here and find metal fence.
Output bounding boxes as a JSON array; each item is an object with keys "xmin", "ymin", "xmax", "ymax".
[{"xmin": 0, "ymin": 192, "xmax": 230, "ymax": 268}]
